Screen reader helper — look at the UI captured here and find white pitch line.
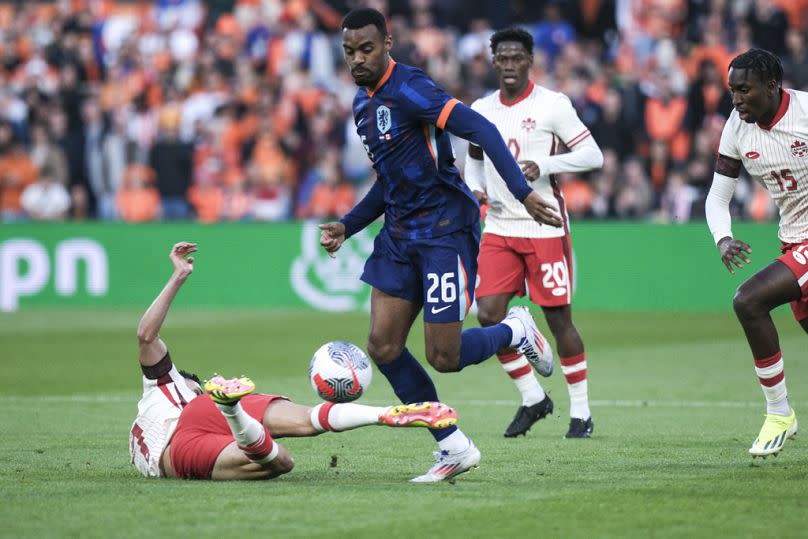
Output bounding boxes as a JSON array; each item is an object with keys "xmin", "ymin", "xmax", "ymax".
[
  {"xmin": 0, "ymin": 394, "xmax": 798, "ymax": 409},
  {"xmin": 451, "ymin": 399, "xmax": 775, "ymax": 409},
  {"xmin": 0, "ymin": 394, "xmax": 136, "ymax": 403}
]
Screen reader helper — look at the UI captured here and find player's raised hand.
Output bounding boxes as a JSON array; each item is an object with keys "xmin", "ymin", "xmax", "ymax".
[
  {"xmin": 170, "ymin": 242, "xmax": 197, "ymax": 279},
  {"xmin": 518, "ymin": 160, "xmax": 541, "ymax": 182},
  {"xmin": 472, "ymin": 190, "xmax": 488, "ymax": 206},
  {"xmin": 522, "ymin": 191, "xmax": 562, "ymax": 227},
  {"xmin": 319, "ymin": 222, "xmax": 346, "ymax": 258},
  {"xmin": 717, "ymin": 237, "xmax": 752, "ymax": 274}
]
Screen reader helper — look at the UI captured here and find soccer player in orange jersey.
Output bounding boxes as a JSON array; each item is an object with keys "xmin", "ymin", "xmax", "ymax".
[
  {"xmin": 706, "ymin": 48, "xmax": 807, "ymax": 457},
  {"xmin": 464, "ymin": 28, "xmax": 604, "ymax": 439},
  {"xmin": 129, "ymin": 242, "xmax": 457, "ymax": 480}
]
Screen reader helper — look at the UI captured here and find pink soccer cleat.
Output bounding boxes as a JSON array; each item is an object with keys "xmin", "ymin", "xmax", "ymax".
[{"xmin": 379, "ymin": 402, "xmax": 458, "ymax": 429}]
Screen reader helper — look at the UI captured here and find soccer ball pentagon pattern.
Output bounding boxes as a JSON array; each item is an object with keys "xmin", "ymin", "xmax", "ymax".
[{"xmin": 309, "ymin": 341, "xmax": 372, "ymax": 403}]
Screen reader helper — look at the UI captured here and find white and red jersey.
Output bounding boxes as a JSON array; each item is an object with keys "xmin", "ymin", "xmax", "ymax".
[
  {"xmin": 129, "ymin": 362, "xmax": 198, "ymax": 477},
  {"xmin": 718, "ymin": 89, "xmax": 808, "ymax": 243},
  {"xmin": 465, "ymin": 81, "xmax": 602, "ymax": 239}
]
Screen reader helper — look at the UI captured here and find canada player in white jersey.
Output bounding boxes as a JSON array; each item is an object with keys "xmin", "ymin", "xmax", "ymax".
[
  {"xmin": 129, "ymin": 242, "xmax": 457, "ymax": 479},
  {"xmin": 464, "ymin": 28, "xmax": 603, "ymax": 439},
  {"xmin": 706, "ymin": 49, "xmax": 805, "ymax": 458}
]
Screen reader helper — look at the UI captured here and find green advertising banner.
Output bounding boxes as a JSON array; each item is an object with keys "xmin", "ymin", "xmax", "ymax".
[{"xmin": 0, "ymin": 221, "xmax": 783, "ymax": 312}]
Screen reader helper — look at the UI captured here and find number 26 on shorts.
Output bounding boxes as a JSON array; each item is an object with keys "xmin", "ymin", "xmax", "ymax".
[{"xmin": 426, "ymin": 272, "xmax": 457, "ymax": 303}]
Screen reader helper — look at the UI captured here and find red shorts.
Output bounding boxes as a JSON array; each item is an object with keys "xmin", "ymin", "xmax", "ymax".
[
  {"xmin": 779, "ymin": 241, "xmax": 808, "ymax": 321},
  {"xmin": 476, "ymin": 232, "xmax": 573, "ymax": 307},
  {"xmin": 169, "ymin": 393, "xmax": 287, "ymax": 479}
]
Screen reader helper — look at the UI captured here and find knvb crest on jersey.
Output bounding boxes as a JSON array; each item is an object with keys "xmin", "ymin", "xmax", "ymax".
[
  {"xmin": 376, "ymin": 105, "xmax": 392, "ymax": 134},
  {"xmin": 521, "ymin": 117, "xmax": 537, "ymax": 132},
  {"xmin": 791, "ymin": 140, "xmax": 807, "ymax": 158}
]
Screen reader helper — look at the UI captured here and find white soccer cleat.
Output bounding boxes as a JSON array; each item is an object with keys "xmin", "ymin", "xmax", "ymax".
[
  {"xmin": 409, "ymin": 441, "xmax": 481, "ymax": 483},
  {"xmin": 505, "ymin": 306, "xmax": 553, "ymax": 377}
]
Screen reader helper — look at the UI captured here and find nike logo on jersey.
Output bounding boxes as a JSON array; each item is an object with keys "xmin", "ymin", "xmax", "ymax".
[
  {"xmin": 357, "ymin": 117, "xmax": 366, "ymax": 127},
  {"xmin": 745, "ymin": 151, "xmax": 760, "ymax": 159},
  {"xmin": 430, "ymin": 305, "xmax": 452, "ymax": 315}
]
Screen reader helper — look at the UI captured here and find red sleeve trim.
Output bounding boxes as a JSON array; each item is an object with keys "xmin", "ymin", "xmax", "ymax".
[{"xmin": 565, "ymin": 130, "xmax": 590, "ymax": 148}]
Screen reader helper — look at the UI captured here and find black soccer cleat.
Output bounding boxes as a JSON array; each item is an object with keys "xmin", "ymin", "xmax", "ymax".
[
  {"xmin": 565, "ymin": 417, "xmax": 594, "ymax": 439},
  {"xmin": 503, "ymin": 394, "xmax": 554, "ymax": 437}
]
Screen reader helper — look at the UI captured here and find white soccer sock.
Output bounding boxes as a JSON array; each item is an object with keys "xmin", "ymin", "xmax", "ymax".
[
  {"xmin": 216, "ymin": 402, "xmax": 278, "ymax": 463},
  {"xmin": 567, "ymin": 380, "xmax": 590, "ymax": 419},
  {"xmin": 497, "ymin": 351, "xmax": 545, "ymax": 406},
  {"xmin": 754, "ymin": 352, "xmax": 790, "ymax": 416},
  {"xmin": 560, "ymin": 353, "xmax": 590, "ymax": 419},
  {"xmin": 438, "ymin": 429, "xmax": 471, "ymax": 454},
  {"xmin": 310, "ymin": 402, "xmax": 385, "ymax": 432},
  {"xmin": 501, "ymin": 318, "xmax": 525, "ymax": 347}
]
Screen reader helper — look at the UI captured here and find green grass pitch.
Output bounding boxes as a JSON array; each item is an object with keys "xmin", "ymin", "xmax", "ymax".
[{"xmin": 2, "ymin": 308, "xmax": 807, "ymax": 538}]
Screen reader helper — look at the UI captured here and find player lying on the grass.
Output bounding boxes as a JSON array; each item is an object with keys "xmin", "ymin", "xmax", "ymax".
[
  {"xmin": 129, "ymin": 242, "xmax": 458, "ymax": 480},
  {"xmin": 705, "ymin": 48, "xmax": 803, "ymax": 458}
]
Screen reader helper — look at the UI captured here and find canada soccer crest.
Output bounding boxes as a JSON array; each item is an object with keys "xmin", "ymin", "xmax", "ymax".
[
  {"xmin": 521, "ymin": 117, "xmax": 537, "ymax": 131},
  {"xmin": 376, "ymin": 105, "xmax": 392, "ymax": 134},
  {"xmin": 791, "ymin": 140, "xmax": 808, "ymax": 158}
]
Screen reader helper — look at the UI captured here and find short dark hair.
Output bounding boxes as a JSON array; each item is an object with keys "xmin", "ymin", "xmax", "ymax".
[
  {"xmin": 179, "ymin": 369, "xmax": 201, "ymax": 386},
  {"xmin": 341, "ymin": 8, "xmax": 388, "ymax": 37},
  {"xmin": 490, "ymin": 27, "xmax": 533, "ymax": 56},
  {"xmin": 729, "ymin": 48, "xmax": 783, "ymax": 85}
]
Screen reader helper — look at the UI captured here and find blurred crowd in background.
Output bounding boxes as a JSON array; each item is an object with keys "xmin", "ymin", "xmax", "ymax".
[{"xmin": 0, "ymin": 0, "xmax": 807, "ymax": 224}]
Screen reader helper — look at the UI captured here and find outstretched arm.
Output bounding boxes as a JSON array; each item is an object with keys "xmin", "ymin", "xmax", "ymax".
[{"xmin": 137, "ymin": 242, "xmax": 197, "ymax": 367}]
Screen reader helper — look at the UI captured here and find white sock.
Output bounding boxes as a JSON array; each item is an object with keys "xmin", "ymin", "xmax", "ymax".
[
  {"xmin": 515, "ymin": 376, "xmax": 545, "ymax": 406},
  {"xmin": 438, "ymin": 429, "xmax": 471, "ymax": 454},
  {"xmin": 501, "ymin": 318, "xmax": 525, "ymax": 347},
  {"xmin": 561, "ymin": 353, "xmax": 591, "ymax": 419},
  {"xmin": 754, "ymin": 352, "xmax": 791, "ymax": 416},
  {"xmin": 497, "ymin": 351, "xmax": 545, "ymax": 406},
  {"xmin": 567, "ymin": 379, "xmax": 590, "ymax": 419},
  {"xmin": 310, "ymin": 402, "xmax": 384, "ymax": 432},
  {"xmin": 216, "ymin": 402, "xmax": 266, "ymax": 446},
  {"xmin": 216, "ymin": 402, "xmax": 278, "ymax": 463}
]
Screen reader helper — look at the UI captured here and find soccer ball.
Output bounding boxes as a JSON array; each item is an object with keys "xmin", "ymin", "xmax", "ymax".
[{"xmin": 309, "ymin": 341, "xmax": 372, "ymax": 403}]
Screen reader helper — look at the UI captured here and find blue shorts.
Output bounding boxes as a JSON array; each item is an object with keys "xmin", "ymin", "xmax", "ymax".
[{"xmin": 361, "ymin": 226, "xmax": 480, "ymax": 323}]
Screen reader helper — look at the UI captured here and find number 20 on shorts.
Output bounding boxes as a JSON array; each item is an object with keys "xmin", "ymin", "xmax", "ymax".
[{"xmin": 541, "ymin": 262, "xmax": 569, "ymax": 294}]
